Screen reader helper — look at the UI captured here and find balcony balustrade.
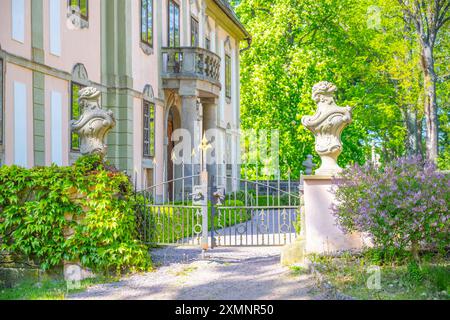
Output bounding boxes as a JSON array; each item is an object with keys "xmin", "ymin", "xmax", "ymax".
[{"xmin": 161, "ymin": 47, "xmax": 221, "ymax": 94}]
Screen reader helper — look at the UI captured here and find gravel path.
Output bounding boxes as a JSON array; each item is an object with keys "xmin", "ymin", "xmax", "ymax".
[{"xmin": 69, "ymin": 246, "xmax": 322, "ymax": 300}]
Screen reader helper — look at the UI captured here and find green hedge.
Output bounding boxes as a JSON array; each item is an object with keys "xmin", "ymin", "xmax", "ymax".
[{"xmin": 0, "ymin": 155, "xmax": 151, "ymax": 274}]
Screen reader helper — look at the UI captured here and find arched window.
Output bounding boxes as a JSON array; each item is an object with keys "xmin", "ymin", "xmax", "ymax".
[{"xmin": 71, "ymin": 64, "xmax": 90, "ymax": 151}]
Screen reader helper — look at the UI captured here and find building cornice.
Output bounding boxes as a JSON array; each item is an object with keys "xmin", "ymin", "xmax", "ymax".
[{"xmin": 211, "ymin": 0, "xmax": 251, "ymax": 41}]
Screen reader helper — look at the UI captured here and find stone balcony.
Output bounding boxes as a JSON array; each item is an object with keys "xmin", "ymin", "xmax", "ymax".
[{"xmin": 161, "ymin": 47, "xmax": 222, "ymax": 98}]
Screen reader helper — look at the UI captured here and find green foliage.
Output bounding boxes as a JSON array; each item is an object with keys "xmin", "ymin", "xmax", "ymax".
[
  {"xmin": 363, "ymin": 247, "xmax": 413, "ymax": 266},
  {"xmin": 234, "ymin": 190, "xmax": 299, "ymax": 206},
  {"xmin": 309, "ymin": 251, "xmax": 450, "ymax": 300},
  {"xmin": 0, "ymin": 155, "xmax": 151, "ymax": 274},
  {"xmin": 233, "ymin": 0, "xmax": 450, "ymax": 175},
  {"xmin": 406, "ymin": 261, "xmax": 423, "ymax": 284},
  {"xmin": 437, "ymin": 148, "xmax": 450, "ymax": 171}
]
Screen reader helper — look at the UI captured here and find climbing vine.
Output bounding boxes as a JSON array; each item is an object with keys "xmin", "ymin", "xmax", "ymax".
[{"xmin": 0, "ymin": 155, "xmax": 151, "ymax": 273}]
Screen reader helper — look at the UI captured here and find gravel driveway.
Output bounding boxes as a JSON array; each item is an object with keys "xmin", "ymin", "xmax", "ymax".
[{"xmin": 69, "ymin": 246, "xmax": 322, "ymax": 300}]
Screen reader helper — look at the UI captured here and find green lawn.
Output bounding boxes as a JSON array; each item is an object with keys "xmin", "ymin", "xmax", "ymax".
[{"xmin": 309, "ymin": 252, "xmax": 450, "ymax": 300}]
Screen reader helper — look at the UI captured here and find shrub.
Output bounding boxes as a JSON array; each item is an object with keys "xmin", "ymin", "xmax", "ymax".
[
  {"xmin": 0, "ymin": 155, "xmax": 151, "ymax": 273},
  {"xmin": 331, "ymin": 156, "xmax": 449, "ymax": 259}
]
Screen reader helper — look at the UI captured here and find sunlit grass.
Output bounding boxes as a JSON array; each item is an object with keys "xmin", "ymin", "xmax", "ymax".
[
  {"xmin": 0, "ymin": 276, "xmax": 115, "ymax": 300},
  {"xmin": 310, "ymin": 253, "xmax": 450, "ymax": 300}
]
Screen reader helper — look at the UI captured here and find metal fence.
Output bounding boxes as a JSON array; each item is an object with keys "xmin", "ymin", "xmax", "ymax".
[{"xmin": 136, "ymin": 164, "xmax": 303, "ymax": 248}]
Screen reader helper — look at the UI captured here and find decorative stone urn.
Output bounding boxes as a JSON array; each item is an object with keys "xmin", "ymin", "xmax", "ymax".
[
  {"xmin": 301, "ymin": 82, "xmax": 352, "ymax": 175},
  {"xmin": 71, "ymin": 87, "xmax": 115, "ymax": 158}
]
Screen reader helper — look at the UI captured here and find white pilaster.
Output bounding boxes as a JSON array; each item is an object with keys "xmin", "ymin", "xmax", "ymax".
[{"xmin": 198, "ymin": 1, "xmax": 205, "ymax": 48}]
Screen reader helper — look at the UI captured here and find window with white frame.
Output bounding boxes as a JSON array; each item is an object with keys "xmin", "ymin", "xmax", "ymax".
[
  {"xmin": 168, "ymin": 0, "xmax": 180, "ymax": 47},
  {"xmin": 191, "ymin": 16, "xmax": 199, "ymax": 47},
  {"xmin": 141, "ymin": 0, "xmax": 153, "ymax": 48},
  {"xmin": 225, "ymin": 54, "xmax": 232, "ymax": 99}
]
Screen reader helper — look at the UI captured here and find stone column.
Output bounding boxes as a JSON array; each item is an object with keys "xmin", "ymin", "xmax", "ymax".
[
  {"xmin": 179, "ymin": 94, "xmax": 202, "ymax": 197},
  {"xmin": 180, "ymin": 95, "xmax": 202, "ymax": 162},
  {"xmin": 202, "ymin": 102, "xmax": 218, "ymax": 173}
]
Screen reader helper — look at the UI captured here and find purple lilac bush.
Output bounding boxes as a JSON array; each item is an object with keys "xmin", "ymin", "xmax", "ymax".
[{"xmin": 331, "ymin": 156, "xmax": 449, "ymax": 257}]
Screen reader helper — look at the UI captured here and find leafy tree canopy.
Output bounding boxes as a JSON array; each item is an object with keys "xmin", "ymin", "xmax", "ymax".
[{"xmin": 231, "ymin": 0, "xmax": 449, "ymax": 177}]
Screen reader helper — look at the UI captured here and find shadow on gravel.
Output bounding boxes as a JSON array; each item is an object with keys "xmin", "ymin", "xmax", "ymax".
[{"xmin": 70, "ymin": 246, "xmax": 319, "ymax": 300}]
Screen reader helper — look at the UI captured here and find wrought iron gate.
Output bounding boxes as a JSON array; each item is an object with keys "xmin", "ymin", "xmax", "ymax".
[{"xmin": 136, "ymin": 164, "xmax": 302, "ymax": 248}]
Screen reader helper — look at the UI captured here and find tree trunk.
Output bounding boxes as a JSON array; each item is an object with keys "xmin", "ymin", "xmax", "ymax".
[
  {"xmin": 403, "ymin": 15, "xmax": 419, "ymax": 156},
  {"xmin": 420, "ymin": 44, "xmax": 439, "ymax": 163},
  {"xmin": 417, "ymin": 115, "xmax": 424, "ymax": 157},
  {"xmin": 405, "ymin": 105, "xmax": 419, "ymax": 156}
]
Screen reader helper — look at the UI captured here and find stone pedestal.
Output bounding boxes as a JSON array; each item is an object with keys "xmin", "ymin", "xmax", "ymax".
[{"xmin": 303, "ymin": 175, "xmax": 363, "ymax": 254}]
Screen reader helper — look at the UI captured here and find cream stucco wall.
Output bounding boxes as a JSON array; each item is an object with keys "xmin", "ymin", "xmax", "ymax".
[
  {"xmin": 0, "ymin": 0, "xmax": 32, "ymax": 60},
  {"xmin": 43, "ymin": 0, "xmax": 101, "ymax": 83},
  {"xmin": 131, "ymin": 0, "xmax": 159, "ymax": 95}
]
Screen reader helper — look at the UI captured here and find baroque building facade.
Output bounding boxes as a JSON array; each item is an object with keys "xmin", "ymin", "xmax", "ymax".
[{"xmin": 0, "ymin": 0, "xmax": 250, "ymax": 191}]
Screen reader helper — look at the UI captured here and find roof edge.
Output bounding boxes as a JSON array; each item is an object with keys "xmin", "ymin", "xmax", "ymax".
[{"xmin": 212, "ymin": 0, "xmax": 251, "ymax": 40}]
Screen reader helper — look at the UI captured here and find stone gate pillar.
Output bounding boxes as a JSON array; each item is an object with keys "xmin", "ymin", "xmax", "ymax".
[{"xmin": 302, "ymin": 82, "xmax": 364, "ymax": 254}]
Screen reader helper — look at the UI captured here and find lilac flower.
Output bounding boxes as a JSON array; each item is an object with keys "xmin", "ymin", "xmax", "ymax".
[{"xmin": 331, "ymin": 156, "xmax": 450, "ymax": 252}]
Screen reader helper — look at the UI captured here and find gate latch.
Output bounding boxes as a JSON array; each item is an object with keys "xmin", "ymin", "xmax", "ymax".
[{"xmin": 191, "ymin": 185, "xmax": 205, "ymax": 205}]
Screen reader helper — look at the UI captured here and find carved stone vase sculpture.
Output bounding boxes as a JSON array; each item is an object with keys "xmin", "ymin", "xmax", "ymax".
[
  {"xmin": 71, "ymin": 87, "xmax": 116, "ymax": 158},
  {"xmin": 301, "ymin": 82, "xmax": 352, "ymax": 175}
]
